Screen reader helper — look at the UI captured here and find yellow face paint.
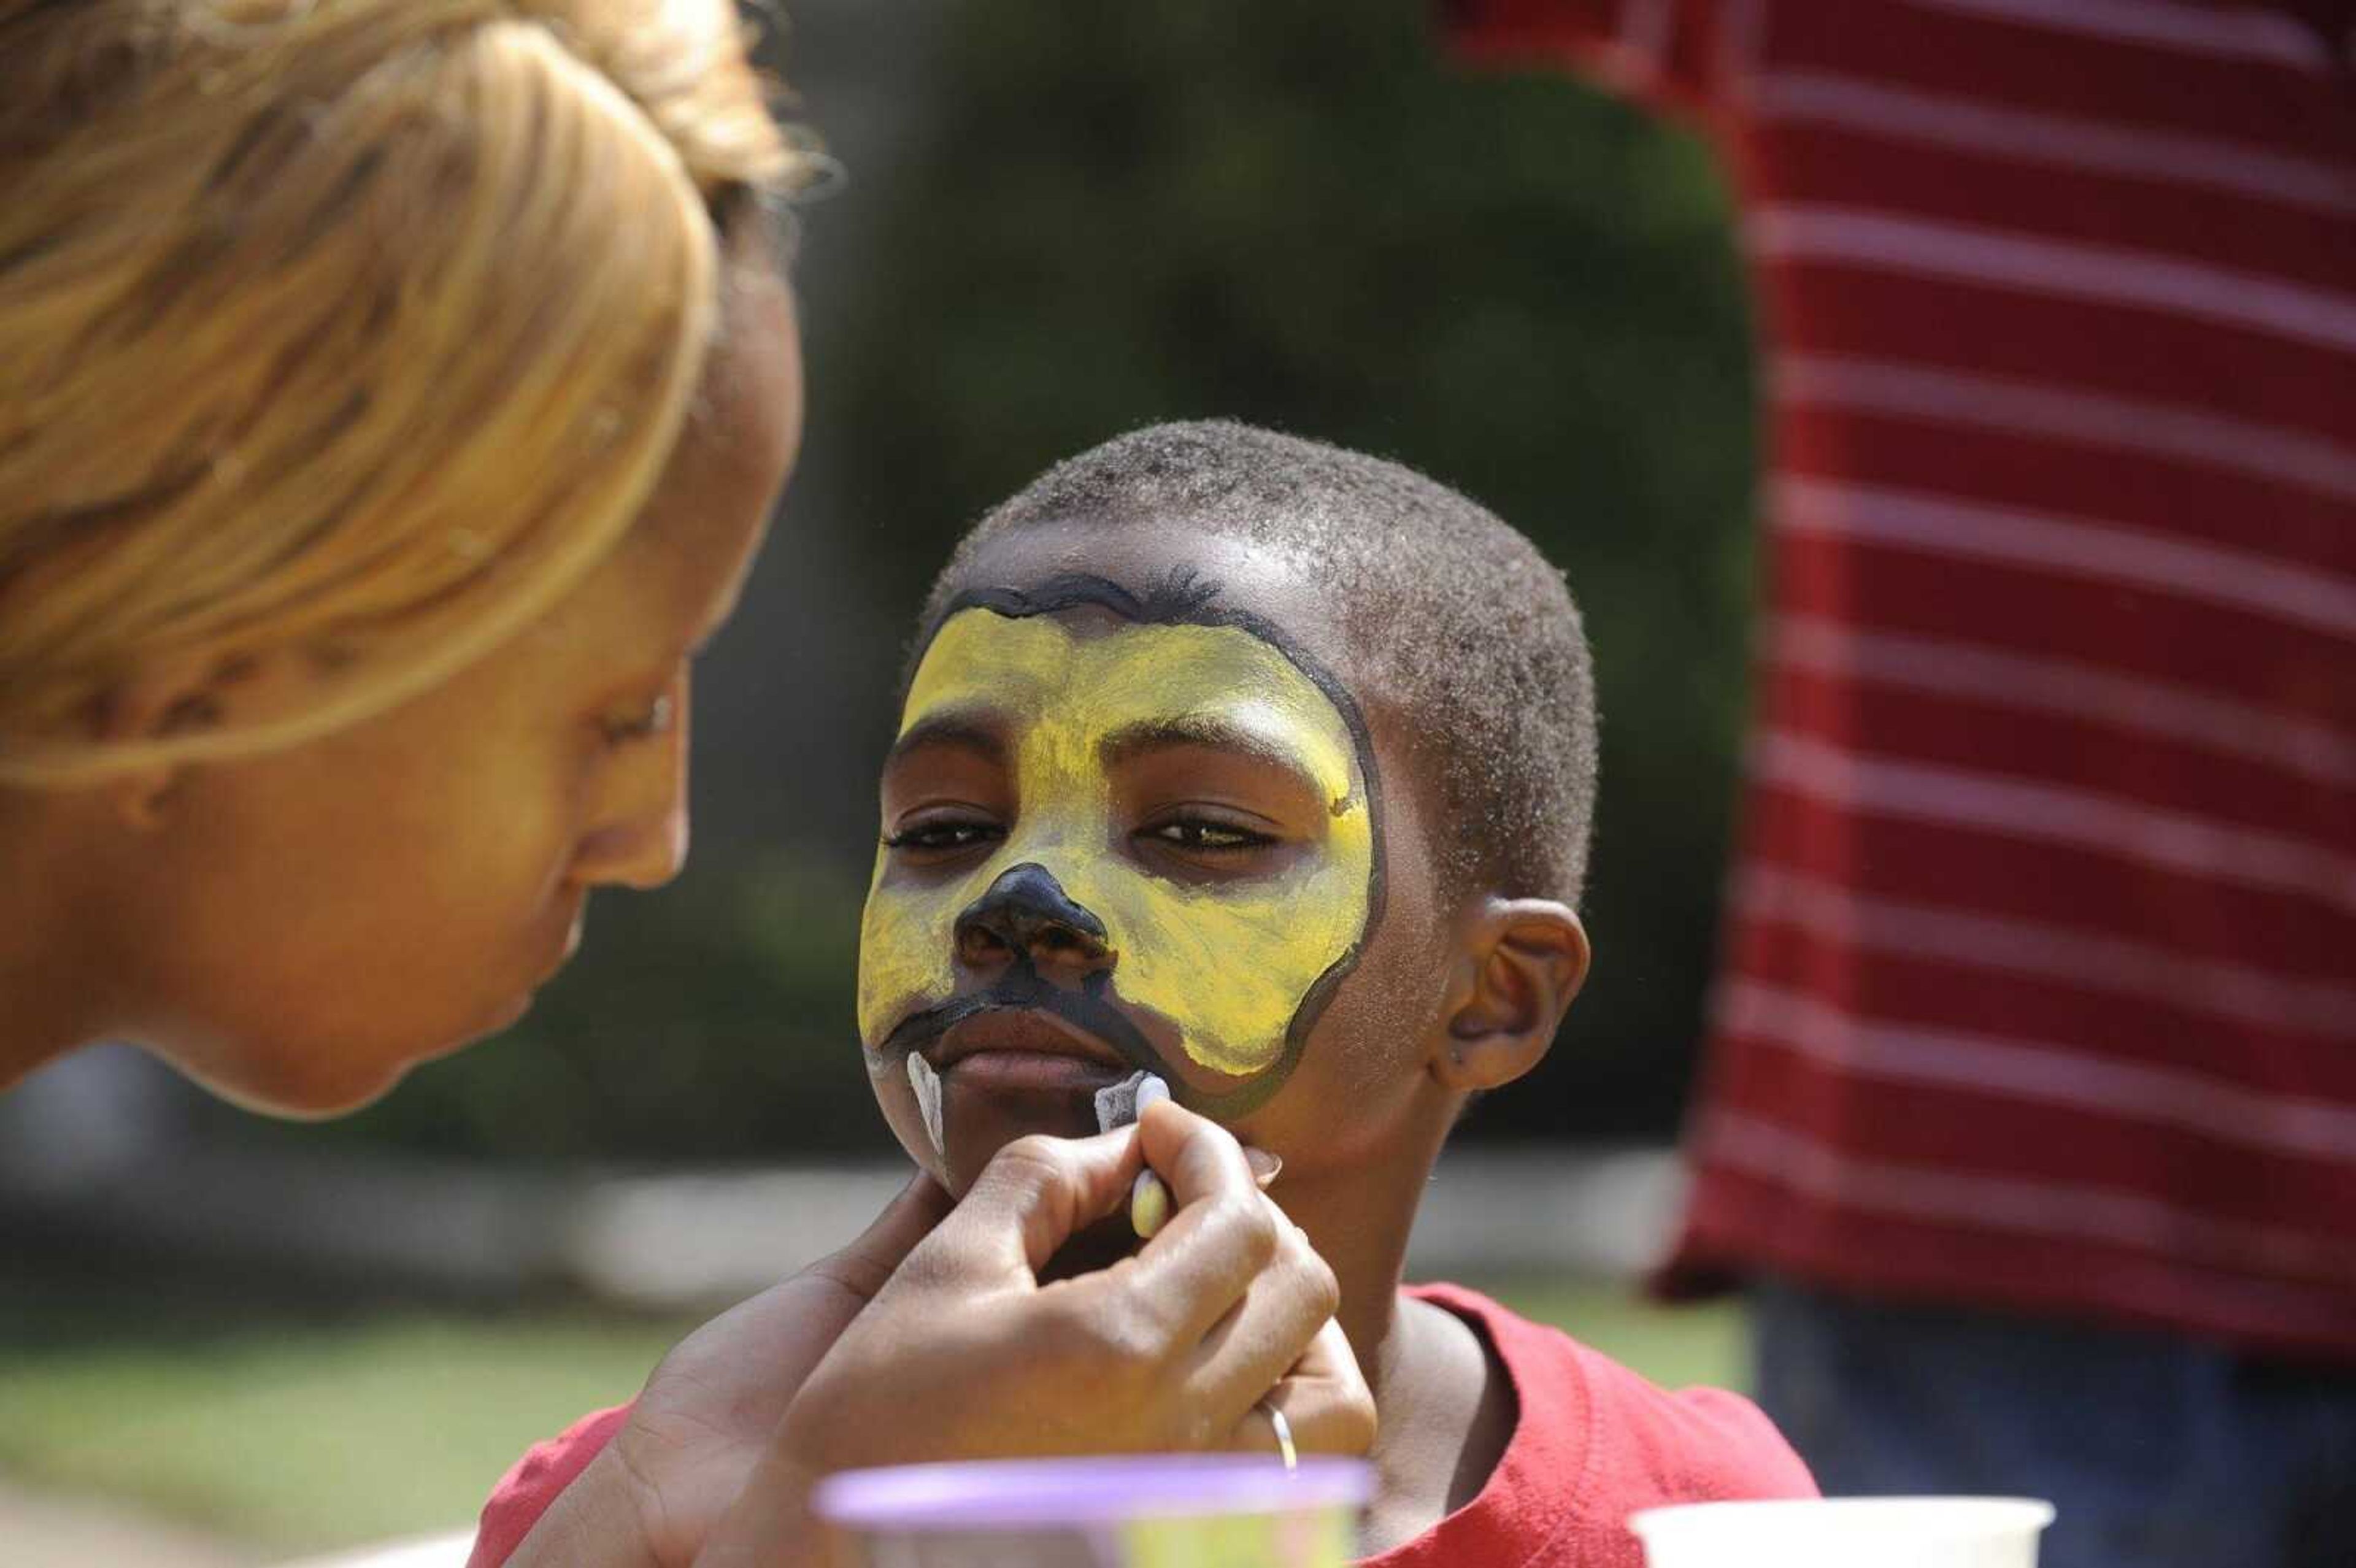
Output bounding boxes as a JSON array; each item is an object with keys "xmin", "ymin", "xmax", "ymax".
[{"xmin": 858, "ymin": 586, "xmax": 1381, "ymax": 1118}]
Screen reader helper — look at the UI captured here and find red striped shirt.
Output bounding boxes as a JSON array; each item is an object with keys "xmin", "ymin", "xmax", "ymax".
[{"xmin": 1446, "ymin": 0, "xmax": 2356, "ymax": 1361}]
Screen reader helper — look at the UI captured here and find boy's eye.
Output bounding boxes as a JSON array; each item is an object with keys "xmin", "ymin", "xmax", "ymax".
[
  {"xmin": 1142, "ymin": 817, "xmax": 1274, "ymax": 853},
  {"xmin": 884, "ymin": 819, "xmax": 1004, "ymax": 853},
  {"xmin": 598, "ymin": 694, "xmax": 675, "ymax": 748}
]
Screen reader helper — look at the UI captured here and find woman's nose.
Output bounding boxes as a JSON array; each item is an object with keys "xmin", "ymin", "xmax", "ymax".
[
  {"xmin": 573, "ymin": 682, "xmax": 692, "ymax": 891},
  {"xmin": 577, "ymin": 792, "xmax": 690, "ymax": 891}
]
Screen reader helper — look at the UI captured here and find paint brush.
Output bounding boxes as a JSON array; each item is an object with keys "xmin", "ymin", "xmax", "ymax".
[{"xmin": 1095, "ymin": 1070, "xmax": 1173, "ymax": 1238}]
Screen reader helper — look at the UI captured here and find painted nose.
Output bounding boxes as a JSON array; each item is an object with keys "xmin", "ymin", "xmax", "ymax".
[{"xmin": 955, "ymin": 863, "xmax": 1114, "ymax": 978}]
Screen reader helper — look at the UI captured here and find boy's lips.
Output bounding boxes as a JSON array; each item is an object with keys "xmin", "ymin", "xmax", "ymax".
[{"xmin": 926, "ymin": 1008, "xmax": 1133, "ymax": 1091}]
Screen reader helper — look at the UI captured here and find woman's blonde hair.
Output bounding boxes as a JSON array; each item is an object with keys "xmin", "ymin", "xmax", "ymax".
[{"xmin": 0, "ymin": 0, "xmax": 805, "ymax": 784}]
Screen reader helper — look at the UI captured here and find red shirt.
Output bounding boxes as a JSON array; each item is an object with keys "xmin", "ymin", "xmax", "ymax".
[
  {"xmin": 1366, "ymin": 1286, "xmax": 1815, "ymax": 1567},
  {"xmin": 1445, "ymin": 0, "xmax": 2356, "ymax": 1361},
  {"xmin": 468, "ymin": 1284, "xmax": 1814, "ymax": 1566},
  {"xmin": 468, "ymin": 1404, "xmax": 630, "ymax": 1568}
]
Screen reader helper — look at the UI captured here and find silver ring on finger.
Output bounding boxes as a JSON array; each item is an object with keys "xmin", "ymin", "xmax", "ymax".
[{"xmin": 1258, "ymin": 1399, "xmax": 1298, "ymax": 1474}]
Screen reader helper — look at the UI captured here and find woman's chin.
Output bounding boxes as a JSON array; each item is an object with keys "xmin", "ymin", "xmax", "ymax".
[
  {"xmin": 161, "ymin": 1011, "xmax": 494, "ymax": 1121},
  {"xmin": 182, "ymin": 1054, "xmax": 412, "ymax": 1121}
]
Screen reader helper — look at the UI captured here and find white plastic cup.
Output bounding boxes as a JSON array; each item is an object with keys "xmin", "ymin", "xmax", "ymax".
[{"xmin": 1631, "ymin": 1497, "xmax": 2056, "ymax": 1568}]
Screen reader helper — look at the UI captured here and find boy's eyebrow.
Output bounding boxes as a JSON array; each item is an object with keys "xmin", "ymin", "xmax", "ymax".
[
  {"xmin": 1099, "ymin": 715, "xmax": 1325, "ymax": 794},
  {"xmin": 887, "ymin": 712, "xmax": 1008, "ymax": 768}
]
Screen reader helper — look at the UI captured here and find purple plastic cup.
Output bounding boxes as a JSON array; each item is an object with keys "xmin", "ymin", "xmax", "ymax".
[{"xmin": 814, "ymin": 1455, "xmax": 1374, "ymax": 1567}]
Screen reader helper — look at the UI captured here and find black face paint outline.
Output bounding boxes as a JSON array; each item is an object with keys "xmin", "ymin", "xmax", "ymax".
[{"xmin": 869, "ymin": 568, "xmax": 1388, "ymax": 1122}]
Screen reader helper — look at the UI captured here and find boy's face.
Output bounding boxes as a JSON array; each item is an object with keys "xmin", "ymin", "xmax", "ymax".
[{"xmin": 860, "ymin": 526, "xmax": 1453, "ymax": 1194}]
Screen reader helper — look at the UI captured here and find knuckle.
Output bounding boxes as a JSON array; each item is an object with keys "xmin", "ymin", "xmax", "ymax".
[
  {"xmin": 1297, "ymin": 1388, "xmax": 1378, "ymax": 1456},
  {"xmin": 1179, "ymin": 1403, "xmax": 1220, "ymax": 1452},
  {"xmin": 1292, "ymin": 1245, "xmax": 1341, "ymax": 1320},
  {"xmin": 1145, "ymin": 1381, "xmax": 1219, "ymax": 1453},
  {"xmin": 888, "ymin": 1239, "xmax": 960, "ymax": 1296},
  {"xmin": 801, "ymin": 1240, "xmax": 896, "ymax": 1304},
  {"xmin": 1105, "ymin": 1313, "xmax": 1172, "ymax": 1378},
  {"xmin": 1212, "ymin": 1194, "xmax": 1280, "ymax": 1264},
  {"xmin": 1050, "ymin": 1296, "xmax": 1161, "ymax": 1378}
]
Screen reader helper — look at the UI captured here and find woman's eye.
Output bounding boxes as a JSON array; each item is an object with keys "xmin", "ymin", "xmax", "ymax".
[
  {"xmin": 1147, "ymin": 818, "xmax": 1272, "ymax": 851},
  {"xmin": 884, "ymin": 821, "xmax": 1003, "ymax": 853},
  {"xmin": 598, "ymin": 694, "xmax": 675, "ymax": 747}
]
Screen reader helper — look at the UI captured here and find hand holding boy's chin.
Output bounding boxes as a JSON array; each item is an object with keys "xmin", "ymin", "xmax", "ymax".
[
  {"xmin": 517, "ymin": 1098, "xmax": 1360, "ymax": 1568},
  {"xmin": 879, "ymin": 1072, "xmax": 1282, "ymax": 1286},
  {"xmin": 764, "ymin": 1102, "xmax": 1372, "ymax": 1477}
]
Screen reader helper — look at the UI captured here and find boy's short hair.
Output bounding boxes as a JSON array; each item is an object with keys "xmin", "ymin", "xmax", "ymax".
[{"xmin": 922, "ymin": 420, "xmax": 1600, "ymax": 907}]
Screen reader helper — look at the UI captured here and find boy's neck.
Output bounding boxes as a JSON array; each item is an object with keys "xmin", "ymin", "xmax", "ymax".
[
  {"xmin": 1276, "ymin": 1134, "xmax": 1516, "ymax": 1553},
  {"xmin": 1277, "ymin": 1157, "xmax": 1424, "ymax": 1370}
]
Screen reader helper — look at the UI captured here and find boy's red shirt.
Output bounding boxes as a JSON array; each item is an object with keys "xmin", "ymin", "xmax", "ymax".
[{"xmin": 467, "ymin": 1283, "xmax": 1814, "ymax": 1567}]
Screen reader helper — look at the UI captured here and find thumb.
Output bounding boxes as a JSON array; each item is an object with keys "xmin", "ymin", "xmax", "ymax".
[
  {"xmin": 661, "ymin": 1170, "xmax": 950, "ymax": 1388},
  {"xmin": 931, "ymin": 1127, "xmax": 1147, "ymax": 1281},
  {"xmin": 802, "ymin": 1169, "xmax": 955, "ymax": 1303}
]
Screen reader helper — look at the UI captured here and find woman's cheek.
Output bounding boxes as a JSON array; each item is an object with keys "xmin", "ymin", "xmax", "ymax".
[{"xmin": 428, "ymin": 747, "xmax": 594, "ymax": 917}]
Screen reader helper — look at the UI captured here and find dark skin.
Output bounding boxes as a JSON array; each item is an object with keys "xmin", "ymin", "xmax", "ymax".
[{"xmin": 880, "ymin": 518, "xmax": 1593, "ymax": 1553}]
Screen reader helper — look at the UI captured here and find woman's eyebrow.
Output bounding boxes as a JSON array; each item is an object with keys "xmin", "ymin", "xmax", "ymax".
[
  {"xmin": 1098, "ymin": 715, "xmax": 1323, "ymax": 793},
  {"xmin": 886, "ymin": 710, "xmax": 1009, "ymax": 770}
]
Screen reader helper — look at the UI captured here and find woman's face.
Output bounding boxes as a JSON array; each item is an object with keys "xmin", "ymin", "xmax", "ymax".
[{"xmin": 107, "ymin": 259, "xmax": 803, "ymax": 1115}]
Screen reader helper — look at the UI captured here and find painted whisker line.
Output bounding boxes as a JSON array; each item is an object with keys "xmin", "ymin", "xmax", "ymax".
[
  {"xmin": 872, "ymin": 962, "xmax": 1153, "ymax": 1070},
  {"xmin": 869, "ymin": 971, "xmax": 1307, "ymax": 1122}
]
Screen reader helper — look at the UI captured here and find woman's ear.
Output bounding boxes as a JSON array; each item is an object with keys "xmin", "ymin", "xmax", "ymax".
[
  {"xmin": 89, "ymin": 647, "xmax": 273, "ymax": 829},
  {"xmin": 1435, "ymin": 897, "xmax": 1591, "ymax": 1093}
]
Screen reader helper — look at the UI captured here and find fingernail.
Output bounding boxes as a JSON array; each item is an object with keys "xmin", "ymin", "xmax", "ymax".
[{"xmin": 1244, "ymin": 1147, "xmax": 1284, "ymax": 1187}]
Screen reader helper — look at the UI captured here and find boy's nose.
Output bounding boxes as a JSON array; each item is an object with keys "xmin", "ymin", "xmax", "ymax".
[{"xmin": 954, "ymin": 862, "xmax": 1114, "ymax": 980}]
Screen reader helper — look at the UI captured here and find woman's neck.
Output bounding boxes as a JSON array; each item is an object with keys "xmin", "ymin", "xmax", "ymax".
[{"xmin": 0, "ymin": 792, "xmax": 112, "ymax": 1089}]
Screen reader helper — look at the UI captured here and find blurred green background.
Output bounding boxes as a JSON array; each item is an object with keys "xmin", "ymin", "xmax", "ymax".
[
  {"xmin": 241, "ymin": 0, "xmax": 1752, "ymax": 1166},
  {"xmin": 5, "ymin": 0, "xmax": 1757, "ymax": 1558}
]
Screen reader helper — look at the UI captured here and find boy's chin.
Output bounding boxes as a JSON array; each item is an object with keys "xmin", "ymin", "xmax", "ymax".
[{"xmin": 889, "ymin": 1086, "xmax": 1108, "ymax": 1201}]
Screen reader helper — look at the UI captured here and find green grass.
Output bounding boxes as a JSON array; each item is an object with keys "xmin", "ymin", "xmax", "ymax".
[
  {"xmin": 1481, "ymin": 1278, "xmax": 1751, "ymax": 1394},
  {"xmin": 0, "ymin": 1293, "xmax": 693, "ymax": 1553},
  {"xmin": 0, "ymin": 1278, "xmax": 1744, "ymax": 1554}
]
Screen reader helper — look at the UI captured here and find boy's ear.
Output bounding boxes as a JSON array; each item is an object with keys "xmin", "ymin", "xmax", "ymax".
[
  {"xmin": 1434, "ymin": 897, "xmax": 1590, "ymax": 1094},
  {"xmin": 88, "ymin": 645, "xmax": 285, "ymax": 830}
]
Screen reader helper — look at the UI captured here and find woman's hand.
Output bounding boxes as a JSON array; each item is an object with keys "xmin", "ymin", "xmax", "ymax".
[
  {"xmin": 506, "ymin": 1172, "xmax": 956, "ymax": 1568},
  {"xmin": 691, "ymin": 1100, "xmax": 1376, "ymax": 1567},
  {"xmin": 796, "ymin": 1099, "xmax": 1370, "ymax": 1462}
]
